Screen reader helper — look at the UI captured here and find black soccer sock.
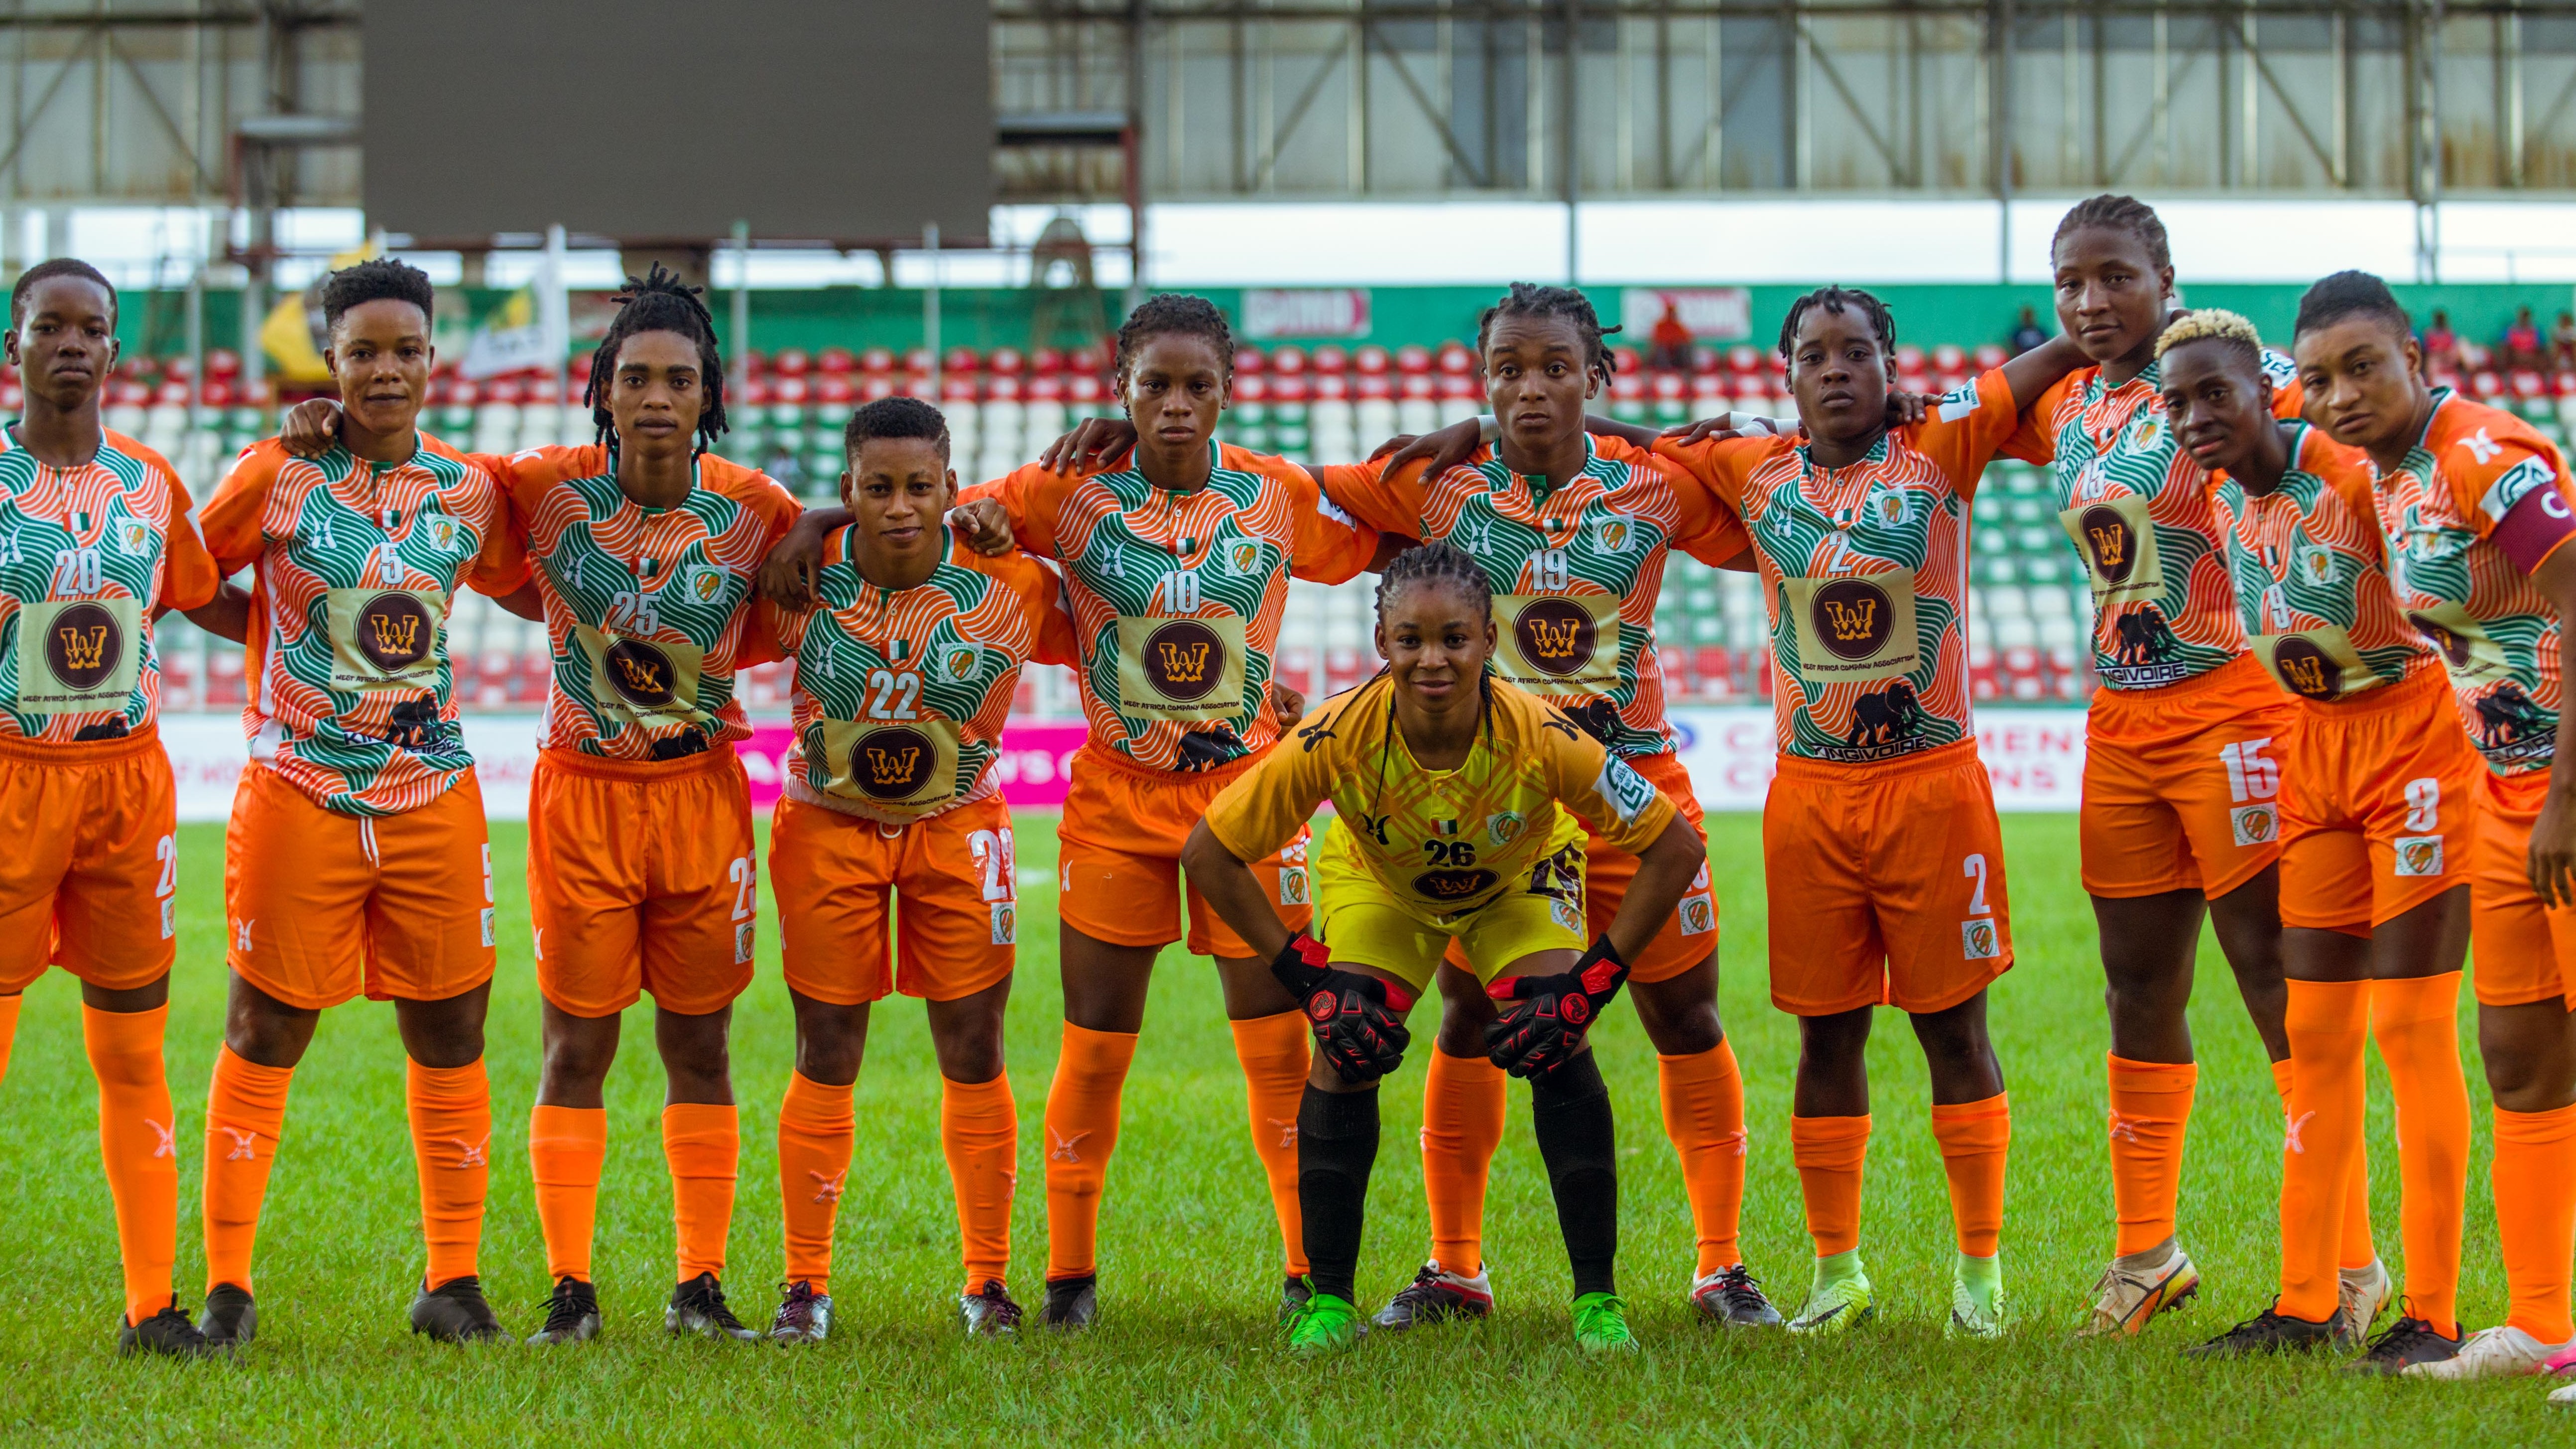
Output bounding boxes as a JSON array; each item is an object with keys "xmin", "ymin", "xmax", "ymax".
[
  {"xmin": 1295, "ymin": 1083, "xmax": 1381, "ymax": 1303},
  {"xmin": 1531, "ymin": 1050, "xmax": 1619, "ymax": 1298}
]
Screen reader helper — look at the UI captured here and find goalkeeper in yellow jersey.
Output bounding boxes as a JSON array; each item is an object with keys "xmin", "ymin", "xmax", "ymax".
[{"xmin": 1182, "ymin": 540, "xmax": 1707, "ymax": 1354}]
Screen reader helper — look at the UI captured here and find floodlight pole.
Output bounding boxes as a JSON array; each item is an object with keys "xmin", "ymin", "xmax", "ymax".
[
  {"xmin": 540, "ymin": 224, "xmax": 570, "ymax": 410},
  {"xmin": 925, "ymin": 221, "xmax": 942, "ymax": 395},
  {"xmin": 730, "ymin": 218, "xmax": 750, "ymax": 385}
]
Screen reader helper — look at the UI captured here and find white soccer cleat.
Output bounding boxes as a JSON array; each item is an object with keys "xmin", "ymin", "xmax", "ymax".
[
  {"xmin": 2402, "ymin": 1324, "xmax": 2566, "ymax": 1380},
  {"xmin": 2078, "ymin": 1243, "xmax": 2201, "ymax": 1338},
  {"xmin": 2333, "ymin": 1258, "xmax": 2392, "ymax": 1347}
]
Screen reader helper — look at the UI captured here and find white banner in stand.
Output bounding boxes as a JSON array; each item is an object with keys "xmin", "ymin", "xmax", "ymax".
[{"xmin": 154, "ymin": 708, "xmax": 2091, "ymax": 822}]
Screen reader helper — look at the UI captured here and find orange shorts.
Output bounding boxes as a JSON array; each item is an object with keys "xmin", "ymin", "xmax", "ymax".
[
  {"xmin": 529, "ymin": 746, "xmax": 756, "ymax": 1018},
  {"xmin": 1057, "ymin": 745, "xmax": 1312, "ymax": 959},
  {"xmin": 225, "ymin": 761, "xmax": 495, "ymax": 1010},
  {"xmin": 1763, "ymin": 741, "xmax": 2012, "ymax": 1016},
  {"xmin": 1576, "ymin": 751, "xmax": 1715, "ymax": 983},
  {"xmin": 2278, "ymin": 670, "xmax": 2482, "ymax": 934},
  {"xmin": 2469, "ymin": 768, "xmax": 2576, "ymax": 1011},
  {"xmin": 0, "ymin": 730, "xmax": 178, "ymax": 995},
  {"xmin": 2081, "ymin": 654, "xmax": 2303, "ymax": 899},
  {"xmin": 771, "ymin": 793, "xmax": 1017, "ymax": 1005}
]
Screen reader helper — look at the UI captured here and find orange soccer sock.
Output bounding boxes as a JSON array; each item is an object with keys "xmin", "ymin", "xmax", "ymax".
[
  {"xmin": 200, "ymin": 1045, "xmax": 293, "ymax": 1295},
  {"xmin": 2492, "ymin": 1100, "xmax": 2576, "ymax": 1346},
  {"xmin": 528, "ymin": 1105, "xmax": 607, "ymax": 1284},
  {"xmin": 1790, "ymin": 1114, "xmax": 1872, "ymax": 1258},
  {"xmin": 2106, "ymin": 1055, "xmax": 2197, "ymax": 1257},
  {"xmin": 2277, "ymin": 979, "xmax": 2371, "ymax": 1323},
  {"xmin": 1659, "ymin": 1040, "xmax": 1750, "ymax": 1275},
  {"xmin": 776, "ymin": 1071, "xmax": 856, "ymax": 1293},
  {"xmin": 1422, "ymin": 1047, "xmax": 1507, "ymax": 1273},
  {"xmin": 663, "ymin": 1103, "xmax": 739, "ymax": 1284},
  {"xmin": 1230, "ymin": 1011, "xmax": 1313, "ymax": 1278},
  {"xmin": 405, "ymin": 1058, "xmax": 491, "ymax": 1289},
  {"xmin": 2272, "ymin": 1048, "xmax": 2376, "ymax": 1272},
  {"xmin": 0, "ymin": 991, "xmax": 21, "ymax": 1088},
  {"xmin": 943, "ymin": 1072, "xmax": 1019, "ymax": 1294},
  {"xmin": 1932, "ymin": 1093, "xmax": 2012, "ymax": 1259},
  {"xmin": 84, "ymin": 1006, "xmax": 176, "ymax": 1326},
  {"xmin": 2369, "ymin": 973, "xmax": 2471, "ymax": 1338},
  {"xmin": 1043, "ymin": 1023, "xmax": 1136, "ymax": 1282}
]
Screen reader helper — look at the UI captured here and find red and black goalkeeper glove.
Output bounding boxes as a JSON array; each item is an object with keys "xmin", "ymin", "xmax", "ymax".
[
  {"xmin": 1270, "ymin": 933, "xmax": 1416, "ymax": 1084},
  {"xmin": 1483, "ymin": 936, "xmax": 1629, "ymax": 1079}
]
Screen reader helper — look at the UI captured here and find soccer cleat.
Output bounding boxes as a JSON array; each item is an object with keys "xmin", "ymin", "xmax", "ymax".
[
  {"xmin": 1947, "ymin": 1262, "xmax": 2007, "ymax": 1341},
  {"xmin": 1277, "ymin": 1275, "xmax": 1311, "ymax": 1330},
  {"xmin": 2348, "ymin": 1315, "xmax": 2464, "ymax": 1375},
  {"xmin": 1283, "ymin": 1291, "xmax": 1364, "ymax": 1357},
  {"xmin": 1369, "ymin": 1260, "xmax": 1494, "ymax": 1332},
  {"xmin": 2078, "ymin": 1244, "xmax": 2201, "ymax": 1338},
  {"xmin": 118, "ymin": 1300, "xmax": 212, "ymax": 1358},
  {"xmin": 197, "ymin": 1283, "xmax": 256, "ymax": 1350},
  {"xmin": 1570, "ymin": 1292, "xmax": 1638, "ymax": 1353},
  {"xmin": 2401, "ymin": 1324, "xmax": 2565, "ymax": 1379},
  {"xmin": 2552, "ymin": 1344, "xmax": 2576, "ymax": 1405},
  {"xmin": 2333, "ymin": 1258, "xmax": 2393, "ymax": 1348},
  {"xmin": 2182, "ymin": 1306, "xmax": 2337, "ymax": 1359},
  {"xmin": 959, "ymin": 1280, "xmax": 1022, "ymax": 1338},
  {"xmin": 524, "ymin": 1276, "xmax": 600, "ymax": 1346},
  {"xmin": 665, "ymin": 1272, "xmax": 761, "ymax": 1342},
  {"xmin": 768, "ymin": 1280, "xmax": 831, "ymax": 1344},
  {"xmin": 1787, "ymin": 1266, "xmax": 1875, "ymax": 1335},
  {"xmin": 1040, "ymin": 1274, "xmax": 1098, "ymax": 1331},
  {"xmin": 409, "ymin": 1275, "xmax": 514, "ymax": 1343},
  {"xmin": 1690, "ymin": 1265, "xmax": 1783, "ymax": 1328}
]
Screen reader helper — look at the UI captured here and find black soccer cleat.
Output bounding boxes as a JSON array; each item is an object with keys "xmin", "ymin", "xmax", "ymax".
[
  {"xmin": 959, "ymin": 1279, "xmax": 1024, "ymax": 1338},
  {"xmin": 524, "ymin": 1276, "xmax": 600, "ymax": 1346},
  {"xmin": 2347, "ymin": 1315, "xmax": 2466, "ymax": 1375},
  {"xmin": 198, "ymin": 1283, "xmax": 256, "ymax": 1350},
  {"xmin": 1692, "ymin": 1264, "xmax": 1786, "ymax": 1328},
  {"xmin": 409, "ymin": 1275, "xmax": 514, "ymax": 1343},
  {"xmin": 2182, "ymin": 1306, "xmax": 2337, "ymax": 1359},
  {"xmin": 1039, "ymin": 1274, "xmax": 1098, "ymax": 1331},
  {"xmin": 119, "ymin": 1299, "xmax": 213, "ymax": 1358},
  {"xmin": 769, "ymin": 1280, "xmax": 832, "ymax": 1344},
  {"xmin": 1370, "ymin": 1260, "xmax": 1495, "ymax": 1332},
  {"xmin": 666, "ymin": 1272, "xmax": 762, "ymax": 1342}
]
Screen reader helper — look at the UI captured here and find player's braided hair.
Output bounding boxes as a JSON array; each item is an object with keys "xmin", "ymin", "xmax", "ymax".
[
  {"xmin": 587, "ymin": 262, "xmax": 728, "ymax": 456},
  {"xmin": 1476, "ymin": 282, "xmax": 1620, "ymax": 382},
  {"xmin": 320, "ymin": 258, "xmax": 435, "ymax": 332},
  {"xmin": 2152, "ymin": 309, "xmax": 2265, "ymax": 371},
  {"xmin": 2294, "ymin": 269, "xmax": 2414, "ymax": 344},
  {"xmin": 1113, "ymin": 293, "xmax": 1234, "ymax": 385},
  {"xmin": 9, "ymin": 256, "xmax": 115, "ymax": 329},
  {"xmin": 1375, "ymin": 539, "xmax": 1494, "ymax": 620},
  {"xmin": 2052, "ymin": 194, "xmax": 2172, "ymax": 272},
  {"xmin": 1777, "ymin": 285, "xmax": 1895, "ymax": 361},
  {"xmin": 845, "ymin": 395, "xmax": 951, "ymax": 460}
]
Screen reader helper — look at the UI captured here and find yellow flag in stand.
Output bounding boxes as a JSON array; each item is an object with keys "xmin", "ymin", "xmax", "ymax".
[{"xmin": 260, "ymin": 239, "xmax": 385, "ymax": 384}]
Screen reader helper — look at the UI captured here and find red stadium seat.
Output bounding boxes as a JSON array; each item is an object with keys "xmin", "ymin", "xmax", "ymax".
[
  {"xmin": 818, "ymin": 347, "xmax": 857, "ymax": 374},
  {"xmin": 1394, "ymin": 345, "xmax": 1432, "ymax": 375},
  {"xmin": 773, "ymin": 349, "xmax": 811, "ymax": 377},
  {"xmin": 1726, "ymin": 345, "xmax": 1763, "ymax": 375},
  {"xmin": 1354, "ymin": 345, "xmax": 1391, "ymax": 375},
  {"xmin": 1272, "ymin": 346, "xmax": 1308, "ymax": 375},
  {"xmin": 1232, "ymin": 348, "xmax": 1266, "ymax": 376},
  {"xmin": 1974, "ymin": 344, "xmax": 2008, "ymax": 369},
  {"xmin": 1436, "ymin": 342, "xmax": 1474, "ymax": 375},
  {"xmin": 860, "ymin": 347, "xmax": 895, "ymax": 373},
  {"xmin": 1310, "ymin": 344, "xmax": 1349, "ymax": 373}
]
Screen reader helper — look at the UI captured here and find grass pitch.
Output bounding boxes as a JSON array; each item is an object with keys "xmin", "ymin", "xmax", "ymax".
[{"xmin": 0, "ymin": 812, "xmax": 2560, "ymax": 1444}]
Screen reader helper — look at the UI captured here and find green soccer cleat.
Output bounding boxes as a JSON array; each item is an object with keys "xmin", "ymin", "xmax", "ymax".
[
  {"xmin": 1570, "ymin": 1292, "xmax": 1638, "ymax": 1353},
  {"xmin": 1787, "ymin": 1252, "xmax": 1876, "ymax": 1336},
  {"xmin": 1284, "ymin": 1291, "xmax": 1365, "ymax": 1357},
  {"xmin": 1946, "ymin": 1254, "xmax": 2006, "ymax": 1340}
]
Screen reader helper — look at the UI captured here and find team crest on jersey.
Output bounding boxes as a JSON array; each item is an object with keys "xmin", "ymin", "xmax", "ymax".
[
  {"xmin": 1486, "ymin": 811, "xmax": 1525, "ymax": 847},
  {"xmin": 734, "ymin": 922, "xmax": 755, "ymax": 965},
  {"xmin": 115, "ymin": 519, "xmax": 151, "ymax": 557},
  {"xmin": 686, "ymin": 565, "xmax": 729, "ymax": 605},
  {"xmin": 939, "ymin": 644, "xmax": 982, "ymax": 684},
  {"xmin": 2297, "ymin": 546, "xmax": 2336, "ymax": 586},
  {"xmin": 427, "ymin": 517, "xmax": 459, "ymax": 551},
  {"xmin": 1278, "ymin": 865, "xmax": 1310, "ymax": 906},
  {"xmin": 1679, "ymin": 894, "xmax": 1715, "ymax": 937},
  {"xmin": 1595, "ymin": 515, "xmax": 1636, "ymax": 554},
  {"xmin": 990, "ymin": 902, "xmax": 1017, "ymax": 946},
  {"xmin": 1962, "ymin": 917, "xmax": 2002, "ymax": 961},
  {"xmin": 1223, "ymin": 539, "xmax": 1264, "ymax": 576},
  {"xmin": 2394, "ymin": 836, "xmax": 2446, "ymax": 877},
  {"xmin": 480, "ymin": 908, "xmax": 496, "ymax": 948},
  {"xmin": 2231, "ymin": 802, "xmax": 2279, "ymax": 846},
  {"xmin": 1873, "ymin": 491, "xmax": 1908, "ymax": 528},
  {"xmin": 1551, "ymin": 895, "xmax": 1585, "ymax": 935},
  {"xmin": 2125, "ymin": 412, "xmax": 2169, "ymax": 453}
]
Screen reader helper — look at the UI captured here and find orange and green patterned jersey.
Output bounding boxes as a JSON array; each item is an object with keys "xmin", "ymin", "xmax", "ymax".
[
  {"xmin": 0, "ymin": 427, "xmax": 218, "ymax": 743},
  {"xmin": 201, "ymin": 434, "xmax": 523, "ymax": 816},
  {"xmin": 1659, "ymin": 369, "xmax": 2018, "ymax": 764},
  {"xmin": 970, "ymin": 441, "xmax": 1377, "ymax": 773},
  {"xmin": 2011, "ymin": 351, "xmax": 2300, "ymax": 690},
  {"xmin": 1320, "ymin": 433, "xmax": 1749, "ymax": 761},
  {"xmin": 761, "ymin": 523, "xmax": 1076, "ymax": 824},
  {"xmin": 1205, "ymin": 672, "xmax": 1674, "ymax": 925},
  {"xmin": 2211, "ymin": 421, "xmax": 2435, "ymax": 705},
  {"xmin": 2365, "ymin": 389, "xmax": 2576, "ymax": 776},
  {"xmin": 501, "ymin": 444, "xmax": 801, "ymax": 762}
]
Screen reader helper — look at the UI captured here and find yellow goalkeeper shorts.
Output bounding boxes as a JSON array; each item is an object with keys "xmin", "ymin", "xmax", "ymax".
[{"xmin": 1312, "ymin": 811, "xmax": 1588, "ymax": 992}]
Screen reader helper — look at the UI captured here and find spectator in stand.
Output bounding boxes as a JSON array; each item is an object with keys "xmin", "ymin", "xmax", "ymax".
[
  {"xmin": 2554, "ymin": 311, "xmax": 2576, "ymax": 371},
  {"xmin": 1648, "ymin": 298, "xmax": 1693, "ymax": 371},
  {"xmin": 2009, "ymin": 305, "xmax": 2051, "ymax": 356},
  {"xmin": 762, "ymin": 438, "xmax": 809, "ymax": 498},
  {"xmin": 2502, "ymin": 305, "xmax": 2550, "ymax": 372},
  {"xmin": 2422, "ymin": 309, "xmax": 2461, "ymax": 372}
]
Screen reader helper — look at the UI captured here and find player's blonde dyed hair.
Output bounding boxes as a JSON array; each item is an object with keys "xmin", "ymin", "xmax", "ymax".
[{"xmin": 2153, "ymin": 308, "xmax": 2265, "ymax": 366}]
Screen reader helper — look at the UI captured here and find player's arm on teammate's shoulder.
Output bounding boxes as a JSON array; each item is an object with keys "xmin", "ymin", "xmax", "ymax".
[
  {"xmin": 1036, "ymin": 415, "xmax": 1135, "ymax": 475},
  {"xmin": 1365, "ymin": 415, "xmax": 1486, "ymax": 483},
  {"xmin": 755, "ymin": 505, "xmax": 849, "ymax": 606},
  {"xmin": 178, "ymin": 580, "xmax": 253, "ymax": 642},
  {"xmin": 1998, "ymin": 332, "xmax": 2089, "ymax": 416}
]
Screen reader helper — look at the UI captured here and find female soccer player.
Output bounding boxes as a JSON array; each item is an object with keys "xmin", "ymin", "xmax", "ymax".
[
  {"xmin": 1628, "ymin": 287, "xmax": 2077, "ymax": 1338},
  {"xmin": 1180, "ymin": 540, "xmax": 1707, "ymax": 1355},
  {"xmin": 2154, "ymin": 309, "xmax": 2475, "ymax": 1372},
  {"xmin": 755, "ymin": 396, "xmax": 1075, "ymax": 1342},
  {"xmin": 2020, "ymin": 196, "xmax": 2338, "ymax": 1338},
  {"xmin": 0, "ymin": 258, "xmax": 235, "ymax": 1357},
  {"xmin": 2290, "ymin": 272, "xmax": 2576, "ymax": 1386}
]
